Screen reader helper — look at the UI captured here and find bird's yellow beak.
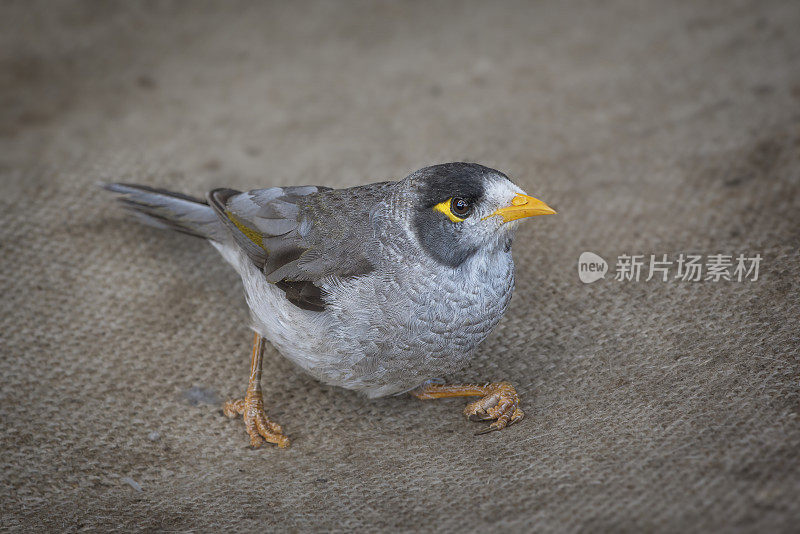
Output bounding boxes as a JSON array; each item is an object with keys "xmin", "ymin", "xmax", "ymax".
[{"xmin": 485, "ymin": 194, "xmax": 556, "ymax": 223}]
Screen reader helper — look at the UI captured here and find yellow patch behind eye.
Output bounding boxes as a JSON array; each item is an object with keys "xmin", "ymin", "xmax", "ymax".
[{"xmin": 433, "ymin": 198, "xmax": 465, "ymax": 222}]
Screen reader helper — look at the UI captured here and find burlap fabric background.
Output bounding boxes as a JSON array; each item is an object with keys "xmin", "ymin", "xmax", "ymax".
[{"xmin": 2, "ymin": 1, "xmax": 799, "ymax": 531}]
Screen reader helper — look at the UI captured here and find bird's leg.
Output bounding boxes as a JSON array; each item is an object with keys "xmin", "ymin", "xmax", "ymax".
[
  {"xmin": 411, "ymin": 381, "xmax": 524, "ymax": 434},
  {"xmin": 223, "ymin": 332, "xmax": 290, "ymax": 448}
]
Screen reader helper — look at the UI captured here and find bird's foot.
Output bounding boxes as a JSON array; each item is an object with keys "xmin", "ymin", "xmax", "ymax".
[
  {"xmin": 223, "ymin": 389, "xmax": 290, "ymax": 448},
  {"xmin": 463, "ymin": 382, "xmax": 525, "ymax": 434},
  {"xmin": 412, "ymin": 381, "xmax": 524, "ymax": 434}
]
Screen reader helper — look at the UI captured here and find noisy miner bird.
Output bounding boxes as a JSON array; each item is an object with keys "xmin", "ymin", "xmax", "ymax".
[{"xmin": 105, "ymin": 163, "xmax": 555, "ymax": 447}]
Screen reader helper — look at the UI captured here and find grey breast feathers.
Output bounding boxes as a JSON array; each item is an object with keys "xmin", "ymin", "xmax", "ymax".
[{"xmin": 207, "ymin": 182, "xmax": 394, "ymax": 311}]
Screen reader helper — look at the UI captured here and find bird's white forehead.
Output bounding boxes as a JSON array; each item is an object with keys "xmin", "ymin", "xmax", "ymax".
[{"xmin": 482, "ymin": 175, "xmax": 526, "ymax": 206}]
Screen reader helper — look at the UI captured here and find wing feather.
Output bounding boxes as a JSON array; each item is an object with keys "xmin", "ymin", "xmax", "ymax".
[{"xmin": 207, "ymin": 182, "xmax": 394, "ymax": 310}]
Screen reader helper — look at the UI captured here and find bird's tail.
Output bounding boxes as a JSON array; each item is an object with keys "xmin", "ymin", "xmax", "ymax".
[{"xmin": 103, "ymin": 183, "xmax": 226, "ymax": 242}]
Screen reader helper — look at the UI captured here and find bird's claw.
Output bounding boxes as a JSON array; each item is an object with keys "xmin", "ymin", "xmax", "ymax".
[
  {"xmin": 463, "ymin": 382, "xmax": 524, "ymax": 434},
  {"xmin": 412, "ymin": 380, "xmax": 525, "ymax": 435},
  {"xmin": 223, "ymin": 390, "xmax": 290, "ymax": 448}
]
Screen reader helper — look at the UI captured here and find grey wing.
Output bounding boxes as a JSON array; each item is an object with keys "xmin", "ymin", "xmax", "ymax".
[{"xmin": 207, "ymin": 184, "xmax": 388, "ymax": 310}]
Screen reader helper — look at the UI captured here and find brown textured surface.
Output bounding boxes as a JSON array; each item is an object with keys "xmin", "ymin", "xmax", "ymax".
[{"xmin": 2, "ymin": 1, "xmax": 799, "ymax": 531}]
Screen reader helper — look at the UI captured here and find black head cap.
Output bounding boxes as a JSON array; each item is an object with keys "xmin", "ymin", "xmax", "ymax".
[{"xmin": 411, "ymin": 162, "xmax": 509, "ymax": 208}]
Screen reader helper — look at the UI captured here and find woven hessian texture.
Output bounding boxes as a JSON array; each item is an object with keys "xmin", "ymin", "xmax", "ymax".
[{"xmin": 2, "ymin": 1, "xmax": 799, "ymax": 531}]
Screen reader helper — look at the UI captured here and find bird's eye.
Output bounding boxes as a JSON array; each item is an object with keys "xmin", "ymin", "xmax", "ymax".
[
  {"xmin": 432, "ymin": 196, "xmax": 473, "ymax": 222},
  {"xmin": 450, "ymin": 197, "xmax": 471, "ymax": 217}
]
